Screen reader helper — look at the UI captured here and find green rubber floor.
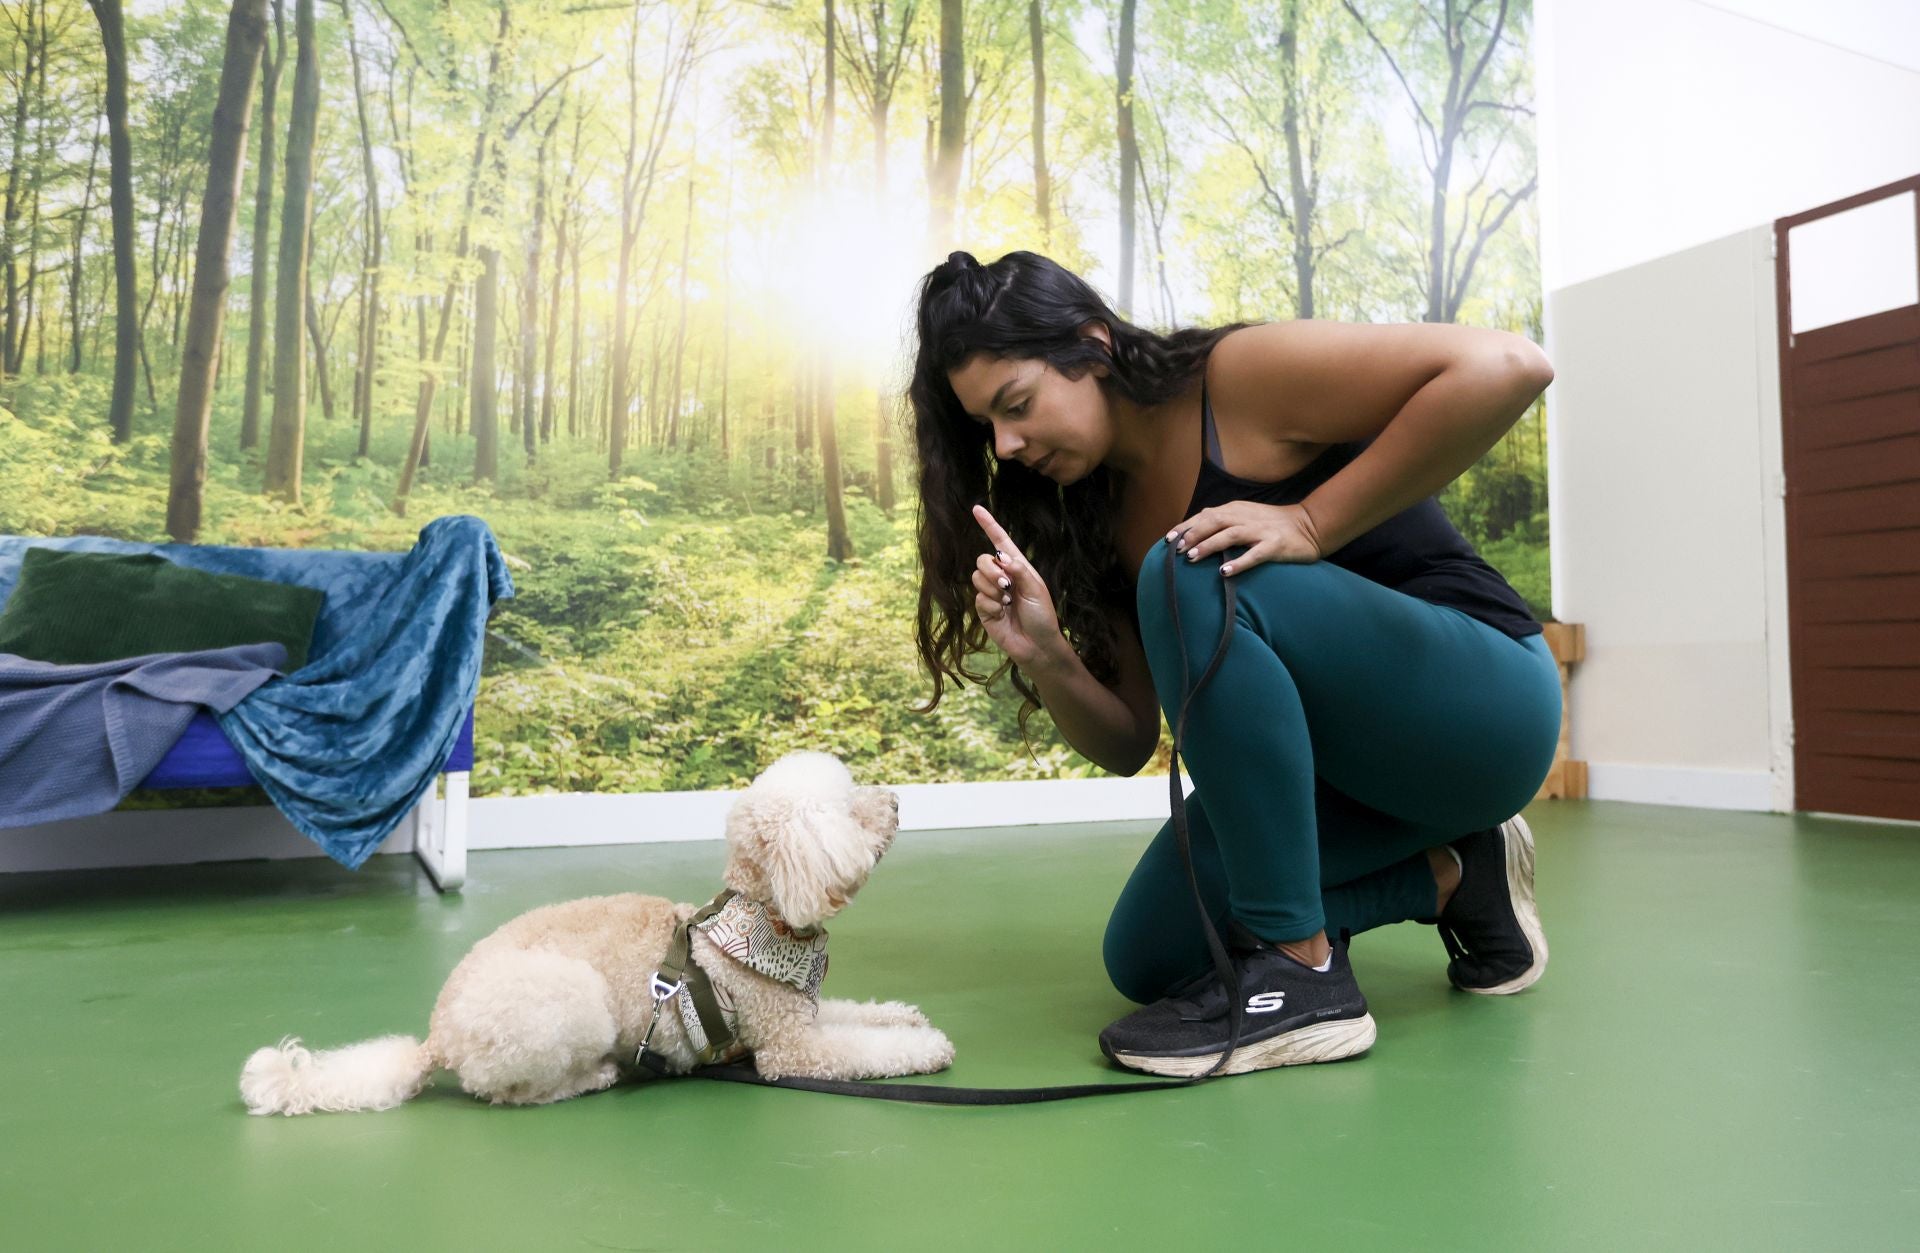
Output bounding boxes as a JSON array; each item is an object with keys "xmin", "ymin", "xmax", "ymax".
[{"xmin": 3, "ymin": 800, "xmax": 1917, "ymax": 1251}]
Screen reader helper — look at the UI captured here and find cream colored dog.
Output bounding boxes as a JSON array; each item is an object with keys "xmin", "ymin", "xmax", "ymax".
[{"xmin": 240, "ymin": 751, "xmax": 953, "ymax": 1115}]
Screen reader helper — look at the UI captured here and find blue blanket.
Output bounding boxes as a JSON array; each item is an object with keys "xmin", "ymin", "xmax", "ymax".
[
  {"xmin": 0, "ymin": 643, "xmax": 287, "ymax": 829},
  {"xmin": 0, "ymin": 515, "xmax": 515, "ymax": 868}
]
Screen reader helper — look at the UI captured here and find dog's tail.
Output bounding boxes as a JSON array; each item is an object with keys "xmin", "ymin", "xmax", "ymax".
[{"xmin": 239, "ymin": 1034, "xmax": 437, "ymax": 1116}]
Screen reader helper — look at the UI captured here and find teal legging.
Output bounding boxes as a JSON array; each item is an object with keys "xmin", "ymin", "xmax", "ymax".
[{"xmin": 1102, "ymin": 537, "xmax": 1564, "ymax": 1004}]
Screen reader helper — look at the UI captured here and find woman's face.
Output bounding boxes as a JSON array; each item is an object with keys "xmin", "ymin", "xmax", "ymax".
[{"xmin": 946, "ymin": 325, "xmax": 1112, "ymax": 485}]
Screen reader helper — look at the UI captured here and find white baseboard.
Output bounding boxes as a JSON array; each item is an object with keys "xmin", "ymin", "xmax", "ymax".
[
  {"xmin": 0, "ymin": 775, "xmax": 1194, "ymax": 876},
  {"xmin": 0, "ymin": 803, "xmax": 418, "ymax": 874},
  {"xmin": 1586, "ymin": 762, "xmax": 1780, "ymax": 812},
  {"xmin": 472, "ymin": 772, "xmax": 1198, "ymax": 848},
  {"xmin": 11, "ymin": 765, "xmax": 1844, "ymax": 878}
]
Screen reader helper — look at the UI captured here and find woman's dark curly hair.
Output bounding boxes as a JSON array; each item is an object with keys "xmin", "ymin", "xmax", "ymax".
[{"xmin": 907, "ymin": 248, "xmax": 1257, "ymax": 748}]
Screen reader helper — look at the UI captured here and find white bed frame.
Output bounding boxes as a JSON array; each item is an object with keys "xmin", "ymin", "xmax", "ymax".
[{"xmin": 409, "ymin": 770, "xmax": 471, "ymax": 893}]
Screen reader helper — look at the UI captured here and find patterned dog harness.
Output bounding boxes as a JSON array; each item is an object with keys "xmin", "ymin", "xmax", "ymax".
[{"xmin": 635, "ymin": 889, "xmax": 830, "ymax": 1078}]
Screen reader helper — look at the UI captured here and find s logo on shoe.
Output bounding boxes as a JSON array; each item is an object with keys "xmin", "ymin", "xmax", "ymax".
[{"xmin": 1246, "ymin": 991, "xmax": 1287, "ymax": 1014}]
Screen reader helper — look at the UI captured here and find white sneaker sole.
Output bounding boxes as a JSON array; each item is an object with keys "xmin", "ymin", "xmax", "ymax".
[
  {"xmin": 1464, "ymin": 814, "xmax": 1549, "ymax": 996},
  {"xmin": 1108, "ymin": 1012, "xmax": 1378, "ymax": 1077}
]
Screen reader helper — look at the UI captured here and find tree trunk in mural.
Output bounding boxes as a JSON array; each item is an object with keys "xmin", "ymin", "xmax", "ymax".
[
  {"xmin": 1279, "ymin": 0, "xmax": 1318, "ymax": 319},
  {"xmin": 470, "ymin": 246, "xmax": 499, "ymax": 481},
  {"xmin": 240, "ymin": 0, "xmax": 283, "ymax": 452},
  {"xmin": 550, "ymin": 116, "xmax": 587, "ymax": 446},
  {"xmin": 168, "ymin": 179, "xmax": 191, "ymax": 352},
  {"xmin": 520, "ymin": 107, "xmax": 561, "ymax": 462},
  {"xmin": 646, "ymin": 300, "xmax": 664, "ymax": 448},
  {"xmin": 667, "ymin": 176, "xmax": 691, "ymax": 450},
  {"xmin": 608, "ymin": 14, "xmax": 642, "ymax": 477},
  {"xmin": 135, "ymin": 156, "xmax": 179, "ymax": 409},
  {"xmin": 0, "ymin": 0, "xmax": 25, "ymax": 374},
  {"xmin": 929, "ymin": 0, "xmax": 964, "ymax": 249},
  {"xmin": 68, "ymin": 121, "xmax": 101, "ymax": 374},
  {"xmin": 342, "ymin": 0, "xmax": 381, "ymax": 458},
  {"xmin": 819, "ymin": 0, "xmax": 851, "ymax": 562},
  {"xmin": 839, "ymin": 0, "xmax": 911, "ymax": 513},
  {"xmin": 304, "ymin": 284, "xmax": 335, "ymax": 422},
  {"xmin": 1342, "ymin": 0, "xmax": 1536, "ymax": 323},
  {"xmin": 265, "ymin": 0, "xmax": 317, "ymax": 501},
  {"xmin": 566, "ymin": 170, "xmax": 583, "ymax": 440},
  {"xmin": 22, "ymin": 3, "xmax": 53, "ymax": 378},
  {"xmin": 1191, "ymin": 0, "xmax": 1364, "ymax": 322},
  {"xmin": 717, "ymin": 164, "xmax": 731, "ymax": 459},
  {"xmin": 1029, "ymin": 0, "xmax": 1050, "ymax": 248},
  {"xmin": 1116, "ymin": 0, "xmax": 1137, "ymax": 320},
  {"xmin": 87, "ymin": 0, "xmax": 138, "ymax": 444},
  {"xmin": 167, "ymin": 0, "xmax": 268, "ymax": 542},
  {"xmin": 473, "ymin": 93, "xmax": 517, "ymax": 484},
  {"xmin": 868, "ymin": 122, "xmax": 893, "ymax": 514},
  {"xmin": 472, "ymin": 58, "xmax": 583, "ymax": 483},
  {"xmin": 2, "ymin": 0, "xmax": 40, "ymax": 377},
  {"xmin": 393, "ymin": 2, "xmax": 506, "ymax": 514},
  {"xmin": 1131, "ymin": 76, "xmax": 1177, "ymax": 327},
  {"xmin": 606, "ymin": 0, "xmax": 705, "ymax": 477}
]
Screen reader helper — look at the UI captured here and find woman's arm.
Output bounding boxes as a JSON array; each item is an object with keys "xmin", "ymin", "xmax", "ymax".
[
  {"xmin": 1302, "ymin": 358, "xmax": 1551, "ymax": 554},
  {"xmin": 1025, "ymin": 602, "xmax": 1161, "ymax": 777},
  {"xmin": 1210, "ymin": 320, "xmax": 1553, "ymax": 554}
]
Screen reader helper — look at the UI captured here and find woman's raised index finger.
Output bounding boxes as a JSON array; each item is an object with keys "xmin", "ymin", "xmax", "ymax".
[{"xmin": 970, "ymin": 504, "xmax": 1025, "ymax": 562}]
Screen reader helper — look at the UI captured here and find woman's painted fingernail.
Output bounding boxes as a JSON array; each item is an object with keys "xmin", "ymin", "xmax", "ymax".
[
  {"xmin": 998, "ymin": 577, "xmax": 1009, "ymax": 588},
  {"xmin": 1175, "ymin": 539, "xmax": 1185, "ymax": 551},
  {"xmin": 1187, "ymin": 550, "xmax": 1198, "ymax": 561},
  {"xmin": 1222, "ymin": 564, "xmax": 1234, "ymax": 575}
]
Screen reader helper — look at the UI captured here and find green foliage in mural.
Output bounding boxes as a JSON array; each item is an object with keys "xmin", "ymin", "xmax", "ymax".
[{"xmin": 3, "ymin": 0, "xmax": 1551, "ymax": 802}]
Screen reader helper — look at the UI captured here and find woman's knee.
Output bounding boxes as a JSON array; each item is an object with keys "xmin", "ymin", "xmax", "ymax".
[
  {"xmin": 1134, "ymin": 540, "xmax": 1332, "ymax": 673},
  {"xmin": 1134, "ymin": 538, "xmax": 1242, "ymax": 664}
]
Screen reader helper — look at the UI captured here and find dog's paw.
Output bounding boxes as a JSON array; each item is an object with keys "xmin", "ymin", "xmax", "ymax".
[{"xmin": 904, "ymin": 1025, "xmax": 955, "ymax": 1075}]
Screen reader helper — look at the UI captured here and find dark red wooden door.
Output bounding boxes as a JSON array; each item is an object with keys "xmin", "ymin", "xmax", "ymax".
[{"xmin": 1775, "ymin": 174, "xmax": 1920, "ymax": 821}]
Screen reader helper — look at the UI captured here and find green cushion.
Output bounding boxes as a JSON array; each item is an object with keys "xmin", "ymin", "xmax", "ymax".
[{"xmin": 0, "ymin": 548, "xmax": 325, "ymax": 670}]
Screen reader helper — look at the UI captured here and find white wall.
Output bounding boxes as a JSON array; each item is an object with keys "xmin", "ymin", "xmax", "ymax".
[
  {"xmin": 1538, "ymin": 0, "xmax": 1920, "ymax": 812},
  {"xmin": 1544, "ymin": 226, "xmax": 1791, "ymax": 812},
  {"xmin": 1536, "ymin": 0, "xmax": 1920, "ymax": 294}
]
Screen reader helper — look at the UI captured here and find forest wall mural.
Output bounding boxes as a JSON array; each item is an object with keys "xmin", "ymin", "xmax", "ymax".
[{"xmin": 0, "ymin": 0, "xmax": 1549, "ymax": 804}]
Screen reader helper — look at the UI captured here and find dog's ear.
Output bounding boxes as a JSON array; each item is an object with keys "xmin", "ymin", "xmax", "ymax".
[{"xmin": 762, "ymin": 800, "xmax": 870, "ymax": 930}]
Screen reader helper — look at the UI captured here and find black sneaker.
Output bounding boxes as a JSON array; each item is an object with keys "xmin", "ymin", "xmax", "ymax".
[
  {"xmin": 1097, "ymin": 922, "xmax": 1377, "ymax": 1077},
  {"xmin": 1437, "ymin": 815, "xmax": 1548, "ymax": 995}
]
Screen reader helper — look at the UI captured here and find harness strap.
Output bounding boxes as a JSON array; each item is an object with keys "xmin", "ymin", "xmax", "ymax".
[
  {"xmin": 678, "ymin": 541, "xmax": 1244, "ymax": 1103},
  {"xmin": 635, "ymin": 888, "xmax": 740, "ymax": 1079}
]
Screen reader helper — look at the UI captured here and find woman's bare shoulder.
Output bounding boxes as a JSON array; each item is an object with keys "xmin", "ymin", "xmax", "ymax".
[{"xmin": 1209, "ymin": 318, "xmax": 1543, "ymax": 446}]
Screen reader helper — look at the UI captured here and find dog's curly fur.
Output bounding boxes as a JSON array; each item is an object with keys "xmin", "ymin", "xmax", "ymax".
[{"xmin": 239, "ymin": 751, "xmax": 953, "ymax": 1115}]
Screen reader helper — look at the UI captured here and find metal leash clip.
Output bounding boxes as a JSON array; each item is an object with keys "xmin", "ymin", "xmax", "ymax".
[{"xmin": 634, "ymin": 971, "xmax": 683, "ymax": 1071}]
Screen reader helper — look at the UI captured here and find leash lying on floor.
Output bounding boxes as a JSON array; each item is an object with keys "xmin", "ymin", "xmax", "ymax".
[{"xmin": 668, "ymin": 541, "xmax": 1246, "ymax": 1103}]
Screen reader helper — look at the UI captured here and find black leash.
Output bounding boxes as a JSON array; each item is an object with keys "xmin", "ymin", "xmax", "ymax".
[{"xmin": 683, "ymin": 541, "xmax": 1242, "ymax": 1104}]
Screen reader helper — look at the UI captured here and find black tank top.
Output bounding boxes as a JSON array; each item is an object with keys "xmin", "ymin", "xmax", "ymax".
[{"xmin": 1187, "ymin": 374, "xmax": 1543, "ymax": 641}]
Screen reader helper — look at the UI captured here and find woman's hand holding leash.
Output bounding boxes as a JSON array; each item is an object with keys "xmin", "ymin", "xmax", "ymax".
[
  {"xmin": 1167, "ymin": 501, "xmax": 1325, "ymax": 576},
  {"xmin": 970, "ymin": 504, "xmax": 1068, "ymax": 673}
]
